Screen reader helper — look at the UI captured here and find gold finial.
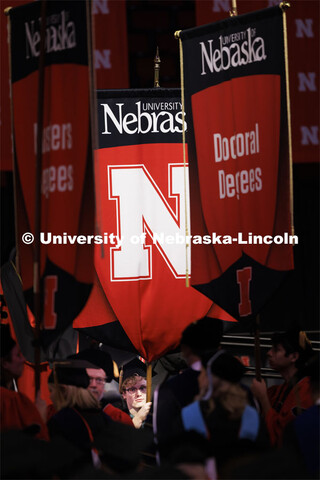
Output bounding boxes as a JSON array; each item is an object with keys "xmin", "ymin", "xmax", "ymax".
[
  {"xmin": 280, "ymin": 2, "xmax": 291, "ymax": 10},
  {"xmin": 4, "ymin": 7, "xmax": 12, "ymax": 15},
  {"xmin": 154, "ymin": 47, "xmax": 161, "ymax": 88},
  {"xmin": 229, "ymin": 0, "xmax": 238, "ymax": 16},
  {"xmin": 174, "ymin": 30, "xmax": 181, "ymax": 40},
  {"xmin": 299, "ymin": 331, "xmax": 312, "ymax": 350}
]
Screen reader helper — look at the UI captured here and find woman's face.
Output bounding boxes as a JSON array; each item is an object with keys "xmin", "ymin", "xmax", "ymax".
[
  {"xmin": 122, "ymin": 378, "xmax": 147, "ymax": 411},
  {"xmin": 3, "ymin": 344, "xmax": 25, "ymax": 379}
]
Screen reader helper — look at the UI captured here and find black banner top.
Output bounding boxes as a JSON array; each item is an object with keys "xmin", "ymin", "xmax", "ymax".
[
  {"xmin": 10, "ymin": 1, "xmax": 88, "ymax": 83},
  {"xmin": 97, "ymin": 88, "xmax": 184, "ymax": 148},
  {"xmin": 180, "ymin": 6, "xmax": 284, "ymax": 95}
]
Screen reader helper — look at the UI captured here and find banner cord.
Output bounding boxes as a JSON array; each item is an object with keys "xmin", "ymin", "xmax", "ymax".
[
  {"xmin": 281, "ymin": 2, "xmax": 295, "ymax": 238},
  {"xmin": 177, "ymin": 32, "xmax": 190, "ymax": 288}
]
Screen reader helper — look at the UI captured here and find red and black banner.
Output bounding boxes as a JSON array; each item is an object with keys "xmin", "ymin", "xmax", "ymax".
[
  {"xmin": 93, "ymin": 0, "xmax": 129, "ymax": 89},
  {"xmin": 180, "ymin": 6, "xmax": 294, "ymax": 322},
  {"xmin": 9, "ymin": 1, "xmax": 94, "ymax": 349},
  {"xmin": 74, "ymin": 88, "xmax": 235, "ymax": 362},
  {"xmin": 195, "ymin": 0, "xmax": 319, "ymax": 164}
]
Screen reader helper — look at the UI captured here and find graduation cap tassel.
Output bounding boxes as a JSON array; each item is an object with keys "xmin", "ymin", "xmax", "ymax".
[{"xmin": 119, "ymin": 367, "xmax": 123, "ymax": 393}]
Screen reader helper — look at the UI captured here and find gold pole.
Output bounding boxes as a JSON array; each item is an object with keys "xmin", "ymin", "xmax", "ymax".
[
  {"xmin": 230, "ymin": 0, "xmax": 238, "ymax": 16},
  {"xmin": 175, "ymin": 30, "xmax": 190, "ymax": 288},
  {"xmin": 33, "ymin": 0, "xmax": 48, "ymax": 398},
  {"xmin": 146, "ymin": 363, "xmax": 152, "ymax": 403},
  {"xmin": 154, "ymin": 47, "xmax": 161, "ymax": 88},
  {"xmin": 254, "ymin": 314, "xmax": 262, "ymax": 381},
  {"xmin": 5, "ymin": 7, "xmax": 20, "ymax": 277},
  {"xmin": 280, "ymin": 2, "xmax": 294, "ymax": 238}
]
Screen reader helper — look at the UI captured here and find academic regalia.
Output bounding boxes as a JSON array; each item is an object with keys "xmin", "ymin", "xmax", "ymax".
[
  {"xmin": 154, "ymin": 366, "xmax": 200, "ymax": 446},
  {"xmin": 48, "ymin": 406, "xmax": 112, "ymax": 453},
  {"xmin": 102, "ymin": 402, "xmax": 133, "ymax": 426},
  {"xmin": 0, "ymin": 386, "xmax": 49, "ymax": 440},
  {"xmin": 266, "ymin": 375, "xmax": 313, "ymax": 446}
]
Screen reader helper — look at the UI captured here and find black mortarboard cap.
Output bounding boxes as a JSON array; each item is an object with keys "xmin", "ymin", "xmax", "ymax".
[
  {"xmin": 180, "ymin": 316, "xmax": 223, "ymax": 356},
  {"xmin": 210, "ymin": 352, "xmax": 245, "ymax": 383},
  {"xmin": 48, "ymin": 361, "xmax": 90, "ymax": 388},
  {"xmin": 122, "ymin": 357, "xmax": 148, "ymax": 381},
  {"xmin": 0, "ymin": 323, "xmax": 16, "ymax": 358},
  {"xmin": 68, "ymin": 348, "xmax": 114, "ymax": 382}
]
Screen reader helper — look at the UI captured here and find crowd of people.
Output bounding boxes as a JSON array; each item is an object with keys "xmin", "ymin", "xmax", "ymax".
[{"xmin": 0, "ymin": 318, "xmax": 319, "ymax": 479}]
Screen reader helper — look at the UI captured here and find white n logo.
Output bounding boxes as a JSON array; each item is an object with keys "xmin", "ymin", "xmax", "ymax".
[
  {"xmin": 297, "ymin": 72, "xmax": 317, "ymax": 92},
  {"xmin": 95, "ymin": 49, "xmax": 112, "ymax": 69},
  {"xmin": 108, "ymin": 164, "xmax": 190, "ymax": 280},
  {"xmin": 92, "ymin": 0, "xmax": 109, "ymax": 15},
  {"xmin": 212, "ymin": 0, "xmax": 230, "ymax": 12},
  {"xmin": 295, "ymin": 19, "xmax": 314, "ymax": 38},
  {"xmin": 300, "ymin": 126, "xmax": 319, "ymax": 145}
]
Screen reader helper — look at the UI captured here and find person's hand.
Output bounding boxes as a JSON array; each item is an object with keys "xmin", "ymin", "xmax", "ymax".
[
  {"xmin": 132, "ymin": 402, "xmax": 152, "ymax": 428},
  {"xmin": 35, "ymin": 391, "xmax": 47, "ymax": 423},
  {"xmin": 251, "ymin": 378, "xmax": 271, "ymax": 416},
  {"xmin": 251, "ymin": 378, "xmax": 267, "ymax": 401}
]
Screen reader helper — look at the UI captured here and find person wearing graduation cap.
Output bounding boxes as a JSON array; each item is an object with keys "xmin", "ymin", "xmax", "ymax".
[
  {"xmin": 179, "ymin": 351, "xmax": 268, "ymax": 473},
  {"xmin": 154, "ymin": 316, "xmax": 224, "ymax": 455},
  {"xmin": 0, "ymin": 323, "xmax": 49, "ymax": 440},
  {"xmin": 68, "ymin": 347, "xmax": 133, "ymax": 426},
  {"xmin": 120, "ymin": 357, "xmax": 152, "ymax": 429},
  {"xmin": 47, "ymin": 360, "xmax": 112, "ymax": 465}
]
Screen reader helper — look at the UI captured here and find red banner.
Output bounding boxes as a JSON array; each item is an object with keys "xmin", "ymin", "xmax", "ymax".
[
  {"xmin": 9, "ymin": 1, "xmax": 94, "ymax": 348},
  {"xmin": 180, "ymin": 6, "xmax": 294, "ymax": 320},
  {"xmin": 195, "ymin": 0, "xmax": 319, "ymax": 164},
  {"xmin": 1, "ymin": 0, "xmax": 31, "ymax": 172},
  {"xmin": 1, "ymin": 0, "xmax": 128, "ymax": 172},
  {"xmin": 74, "ymin": 89, "xmax": 235, "ymax": 361}
]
